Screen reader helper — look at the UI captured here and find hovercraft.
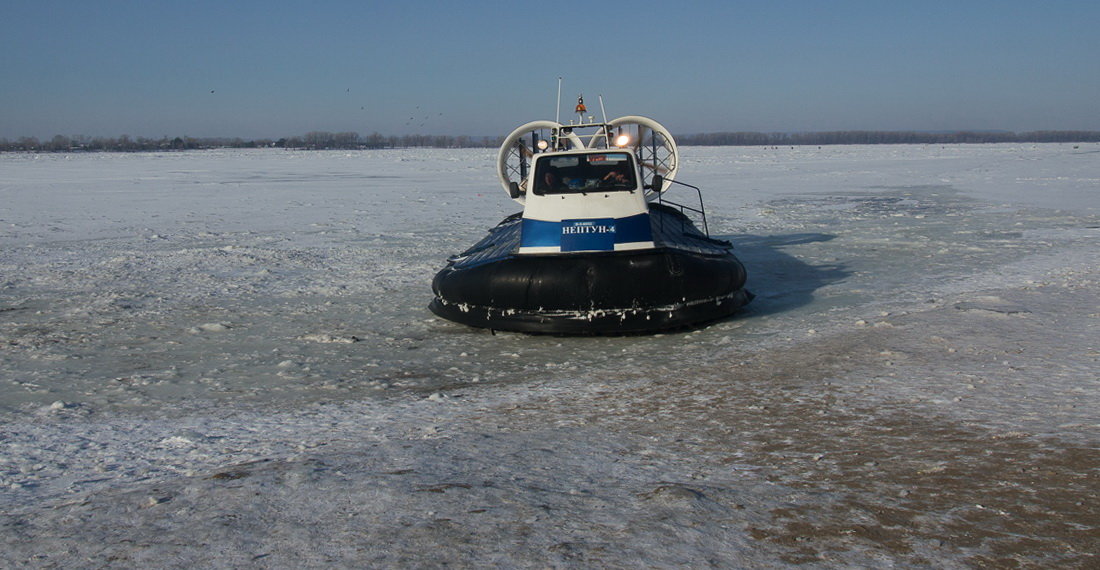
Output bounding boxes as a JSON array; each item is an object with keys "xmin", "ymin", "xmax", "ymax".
[{"xmin": 429, "ymin": 96, "xmax": 751, "ymax": 334}]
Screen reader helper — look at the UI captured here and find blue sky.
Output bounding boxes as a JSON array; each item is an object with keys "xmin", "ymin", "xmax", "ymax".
[{"xmin": 2, "ymin": 0, "xmax": 1098, "ymax": 139}]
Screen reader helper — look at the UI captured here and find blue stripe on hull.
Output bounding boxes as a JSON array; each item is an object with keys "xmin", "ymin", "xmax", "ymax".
[{"xmin": 520, "ymin": 212, "xmax": 652, "ymax": 250}]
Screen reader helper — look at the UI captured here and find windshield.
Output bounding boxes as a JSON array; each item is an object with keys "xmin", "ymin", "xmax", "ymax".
[{"xmin": 534, "ymin": 152, "xmax": 637, "ymax": 194}]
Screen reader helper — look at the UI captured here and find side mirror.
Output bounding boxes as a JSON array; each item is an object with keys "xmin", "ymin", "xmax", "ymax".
[
  {"xmin": 508, "ymin": 181, "xmax": 522, "ymax": 199},
  {"xmin": 648, "ymin": 174, "xmax": 664, "ymax": 191}
]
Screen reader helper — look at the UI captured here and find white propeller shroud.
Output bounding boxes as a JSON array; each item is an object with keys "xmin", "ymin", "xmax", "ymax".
[{"xmin": 496, "ymin": 116, "xmax": 679, "ymax": 204}]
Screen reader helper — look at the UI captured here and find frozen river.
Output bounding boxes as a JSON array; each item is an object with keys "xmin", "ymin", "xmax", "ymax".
[{"xmin": 1, "ymin": 145, "xmax": 1097, "ymax": 566}]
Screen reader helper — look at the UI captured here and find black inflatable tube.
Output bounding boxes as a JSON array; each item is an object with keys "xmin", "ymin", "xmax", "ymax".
[{"xmin": 429, "ymin": 248, "xmax": 751, "ymax": 334}]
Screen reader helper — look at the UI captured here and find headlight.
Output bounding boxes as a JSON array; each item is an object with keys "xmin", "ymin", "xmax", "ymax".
[{"xmin": 614, "ymin": 134, "xmax": 631, "ymax": 147}]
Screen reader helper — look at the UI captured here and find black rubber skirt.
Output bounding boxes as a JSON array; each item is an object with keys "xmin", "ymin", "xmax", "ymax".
[{"xmin": 429, "ymin": 248, "xmax": 751, "ymax": 334}]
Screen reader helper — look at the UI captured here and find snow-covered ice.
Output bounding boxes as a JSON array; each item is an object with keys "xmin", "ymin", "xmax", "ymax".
[{"xmin": 1, "ymin": 144, "xmax": 1097, "ymax": 567}]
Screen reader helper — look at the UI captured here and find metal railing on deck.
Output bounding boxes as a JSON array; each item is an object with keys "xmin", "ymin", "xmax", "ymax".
[{"xmin": 656, "ymin": 179, "xmax": 710, "ymax": 238}]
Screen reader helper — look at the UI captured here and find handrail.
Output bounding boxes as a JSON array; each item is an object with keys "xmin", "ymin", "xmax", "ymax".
[{"xmin": 656, "ymin": 178, "xmax": 710, "ymax": 237}]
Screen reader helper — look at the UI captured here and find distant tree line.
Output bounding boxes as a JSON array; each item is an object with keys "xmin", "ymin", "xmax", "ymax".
[
  {"xmin": 3, "ymin": 130, "xmax": 1099, "ymax": 152},
  {"xmin": 0, "ymin": 132, "xmax": 502, "ymax": 152},
  {"xmin": 677, "ymin": 130, "xmax": 1100, "ymax": 146},
  {"xmin": 0, "ymin": 135, "xmax": 268, "ymax": 152}
]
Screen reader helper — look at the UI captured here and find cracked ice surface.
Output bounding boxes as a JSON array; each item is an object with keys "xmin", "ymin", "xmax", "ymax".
[{"xmin": 1, "ymin": 145, "xmax": 1097, "ymax": 567}]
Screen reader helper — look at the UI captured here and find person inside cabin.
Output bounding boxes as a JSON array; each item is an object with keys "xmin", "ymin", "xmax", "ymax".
[
  {"xmin": 601, "ymin": 170, "xmax": 628, "ymax": 187},
  {"xmin": 541, "ymin": 167, "xmax": 562, "ymax": 192}
]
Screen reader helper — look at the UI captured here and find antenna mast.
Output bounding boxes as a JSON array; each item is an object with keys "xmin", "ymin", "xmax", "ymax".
[
  {"xmin": 555, "ymin": 77, "xmax": 562, "ymax": 125},
  {"xmin": 598, "ymin": 94, "xmax": 610, "ymax": 146}
]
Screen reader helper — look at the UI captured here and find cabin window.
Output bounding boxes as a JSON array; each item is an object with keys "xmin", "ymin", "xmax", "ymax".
[{"xmin": 534, "ymin": 152, "xmax": 637, "ymax": 194}]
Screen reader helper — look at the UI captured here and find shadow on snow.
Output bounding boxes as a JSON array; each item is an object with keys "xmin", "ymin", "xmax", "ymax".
[{"xmin": 721, "ymin": 232, "xmax": 850, "ymax": 319}]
